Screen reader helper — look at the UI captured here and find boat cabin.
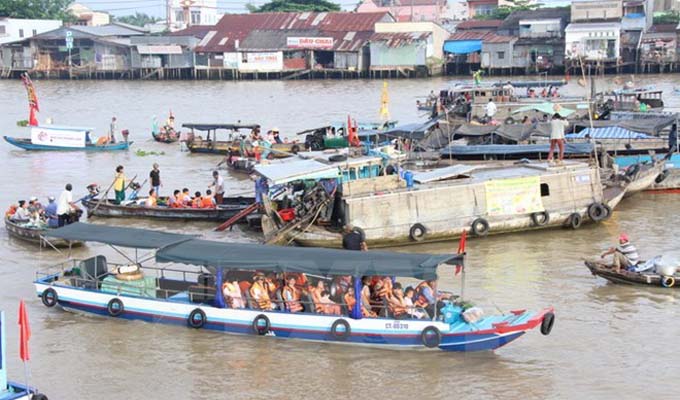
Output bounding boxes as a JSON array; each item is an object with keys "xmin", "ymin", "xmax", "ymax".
[{"xmin": 605, "ymin": 89, "xmax": 664, "ymax": 111}]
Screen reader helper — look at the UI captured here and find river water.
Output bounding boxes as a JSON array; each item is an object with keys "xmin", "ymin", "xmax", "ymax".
[{"xmin": 0, "ymin": 75, "xmax": 679, "ymax": 399}]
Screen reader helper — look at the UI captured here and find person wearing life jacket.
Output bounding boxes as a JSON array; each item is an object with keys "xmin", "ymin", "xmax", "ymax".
[
  {"xmin": 414, "ymin": 279, "xmax": 450, "ymax": 318},
  {"xmin": 169, "ymin": 190, "xmax": 184, "ymax": 208},
  {"xmin": 387, "ymin": 283, "xmax": 408, "ymax": 319},
  {"xmin": 282, "ymin": 277, "xmax": 303, "ymax": 313},
  {"xmin": 200, "ymin": 189, "xmax": 216, "ymax": 209},
  {"xmin": 250, "ymin": 273, "xmax": 275, "ymax": 310},
  {"xmin": 308, "ymin": 281, "xmax": 326, "ymax": 313},
  {"xmin": 344, "ymin": 286, "xmax": 356, "ymax": 314},
  {"xmin": 375, "ymin": 276, "xmax": 393, "ymax": 300},
  {"xmin": 181, "ymin": 188, "xmax": 192, "ymax": 206},
  {"xmin": 146, "ymin": 189, "xmax": 157, "ymax": 207},
  {"xmin": 360, "ymin": 276, "xmax": 377, "ymax": 317},
  {"xmin": 191, "ymin": 191, "xmax": 202, "ymax": 208},
  {"xmin": 5, "ymin": 204, "xmax": 17, "ymax": 218},
  {"xmin": 222, "ymin": 280, "xmax": 244, "ymax": 309}
]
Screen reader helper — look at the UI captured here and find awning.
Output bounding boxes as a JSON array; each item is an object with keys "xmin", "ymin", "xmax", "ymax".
[
  {"xmin": 156, "ymin": 239, "xmax": 461, "ymax": 279},
  {"xmin": 136, "ymin": 45, "xmax": 183, "ymax": 55},
  {"xmin": 359, "ymin": 119, "xmax": 440, "ymax": 141},
  {"xmin": 511, "ymin": 103, "xmax": 576, "ymax": 117},
  {"xmin": 254, "ymin": 159, "xmax": 340, "ymax": 185},
  {"xmin": 413, "ymin": 165, "xmax": 478, "ymax": 183},
  {"xmin": 441, "ymin": 143, "xmax": 594, "ymax": 157},
  {"xmin": 567, "ymin": 127, "xmax": 654, "ymax": 139},
  {"xmin": 42, "ymin": 223, "xmax": 195, "ymax": 249},
  {"xmin": 444, "ymin": 40, "xmax": 482, "ymax": 54},
  {"xmin": 182, "ymin": 123, "xmax": 260, "ymax": 131}
]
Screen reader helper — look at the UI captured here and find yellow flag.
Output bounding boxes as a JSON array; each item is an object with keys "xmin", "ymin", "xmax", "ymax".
[{"xmin": 379, "ymin": 80, "xmax": 390, "ymax": 121}]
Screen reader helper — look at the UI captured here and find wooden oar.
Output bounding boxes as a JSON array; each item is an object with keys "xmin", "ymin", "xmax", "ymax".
[{"xmin": 92, "ymin": 174, "xmax": 137, "ymax": 214}]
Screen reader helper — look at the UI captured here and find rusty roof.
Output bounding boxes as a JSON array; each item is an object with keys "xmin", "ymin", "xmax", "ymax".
[
  {"xmin": 648, "ymin": 24, "xmax": 677, "ymax": 33},
  {"xmin": 370, "ymin": 31, "xmax": 431, "ymax": 47},
  {"xmin": 448, "ymin": 31, "xmax": 496, "ymax": 41},
  {"xmin": 196, "ymin": 11, "xmax": 392, "ymax": 53},
  {"xmin": 168, "ymin": 25, "xmax": 214, "ymax": 39},
  {"xmin": 483, "ymin": 34, "xmax": 516, "ymax": 44},
  {"xmin": 455, "ymin": 19, "xmax": 502, "ymax": 30},
  {"xmin": 364, "ymin": 0, "xmax": 446, "ymax": 5}
]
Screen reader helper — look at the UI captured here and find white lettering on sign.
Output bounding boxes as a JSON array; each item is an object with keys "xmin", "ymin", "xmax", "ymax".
[{"xmin": 286, "ymin": 37, "xmax": 334, "ymax": 49}]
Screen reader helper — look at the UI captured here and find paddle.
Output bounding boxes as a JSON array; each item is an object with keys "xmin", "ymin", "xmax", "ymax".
[{"xmin": 92, "ymin": 174, "xmax": 137, "ymax": 214}]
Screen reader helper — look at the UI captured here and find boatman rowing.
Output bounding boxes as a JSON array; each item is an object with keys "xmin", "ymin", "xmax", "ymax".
[{"xmin": 601, "ymin": 233, "xmax": 640, "ymax": 272}]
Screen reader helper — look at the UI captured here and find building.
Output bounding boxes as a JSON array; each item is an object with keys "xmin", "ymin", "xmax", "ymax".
[
  {"xmin": 370, "ymin": 21, "xmax": 451, "ymax": 75},
  {"xmin": 480, "ymin": 34, "xmax": 516, "ymax": 72},
  {"xmin": 570, "ymin": 0, "xmax": 623, "ymax": 21},
  {"xmin": 0, "ymin": 18, "xmax": 62, "ymax": 45},
  {"xmin": 193, "ymin": 12, "xmax": 394, "ymax": 78},
  {"xmin": 639, "ymin": 23, "xmax": 677, "ymax": 71},
  {"xmin": 356, "ymin": 0, "xmax": 448, "ymax": 22},
  {"xmin": 167, "ymin": 0, "xmax": 221, "ymax": 31},
  {"xmin": 448, "ymin": 0, "xmax": 469, "ymax": 20},
  {"xmin": 130, "ymin": 35, "xmax": 199, "ymax": 77},
  {"xmin": 443, "ymin": 31, "xmax": 496, "ymax": 73},
  {"xmin": 565, "ymin": 22, "xmax": 622, "ymax": 61},
  {"xmin": 454, "ymin": 19, "xmax": 502, "ymax": 32},
  {"xmin": 466, "ymin": 0, "xmax": 498, "ymax": 18},
  {"xmin": 68, "ymin": 3, "xmax": 111, "ymax": 26}
]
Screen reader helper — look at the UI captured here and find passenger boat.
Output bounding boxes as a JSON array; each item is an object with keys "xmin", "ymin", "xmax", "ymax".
[
  {"xmin": 4, "ymin": 126, "xmax": 131, "ymax": 151},
  {"xmin": 0, "ymin": 310, "xmax": 47, "ymax": 400},
  {"xmin": 257, "ymin": 160, "xmax": 627, "ymax": 248},
  {"xmin": 35, "ymin": 223, "xmax": 555, "ymax": 353},
  {"xmin": 596, "ymin": 87, "xmax": 664, "ymax": 111},
  {"xmin": 585, "ymin": 260, "xmax": 680, "ymax": 289},
  {"xmin": 183, "ymin": 123, "xmax": 300, "ymax": 157},
  {"xmin": 4, "ymin": 217, "xmax": 83, "ymax": 248},
  {"xmin": 81, "ymin": 196, "xmax": 255, "ymax": 221}
]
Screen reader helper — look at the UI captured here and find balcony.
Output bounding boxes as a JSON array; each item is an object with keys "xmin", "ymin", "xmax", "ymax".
[
  {"xmin": 621, "ymin": 13, "xmax": 646, "ymax": 31},
  {"xmin": 518, "ymin": 31, "xmax": 563, "ymax": 39}
]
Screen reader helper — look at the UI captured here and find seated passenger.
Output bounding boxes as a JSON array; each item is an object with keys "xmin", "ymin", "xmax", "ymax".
[
  {"xmin": 344, "ymin": 286, "xmax": 356, "ymax": 312},
  {"xmin": 375, "ymin": 276, "xmax": 393, "ymax": 299},
  {"xmin": 200, "ymin": 189, "xmax": 216, "ymax": 209},
  {"xmin": 11, "ymin": 200, "xmax": 30, "ymax": 221},
  {"xmin": 222, "ymin": 280, "xmax": 244, "ymax": 309},
  {"xmin": 282, "ymin": 277, "xmax": 303, "ymax": 313},
  {"xmin": 168, "ymin": 190, "xmax": 181, "ymax": 208},
  {"xmin": 387, "ymin": 283, "xmax": 408, "ymax": 319},
  {"xmin": 414, "ymin": 279, "xmax": 451, "ymax": 318},
  {"xmin": 403, "ymin": 286, "xmax": 426, "ymax": 319},
  {"xmin": 309, "ymin": 281, "xmax": 326, "ymax": 313},
  {"xmin": 182, "ymin": 188, "xmax": 192, "ymax": 206},
  {"xmin": 318, "ymin": 290, "xmax": 341, "ymax": 315},
  {"xmin": 146, "ymin": 189, "xmax": 158, "ymax": 207},
  {"xmin": 264, "ymin": 273, "xmax": 279, "ymax": 300},
  {"xmin": 250, "ymin": 273, "xmax": 275, "ymax": 310},
  {"xmin": 360, "ymin": 276, "xmax": 377, "ymax": 317},
  {"xmin": 191, "ymin": 191, "xmax": 202, "ymax": 208}
]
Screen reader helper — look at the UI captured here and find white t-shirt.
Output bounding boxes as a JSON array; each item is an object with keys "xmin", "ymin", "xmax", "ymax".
[
  {"xmin": 57, "ymin": 190, "xmax": 73, "ymax": 215},
  {"xmin": 214, "ymin": 175, "xmax": 225, "ymax": 194},
  {"xmin": 550, "ymin": 119, "xmax": 569, "ymax": 140},
  {"xmin": 486, "ymin": 102, "xmax": 497, "ymax": 117}
]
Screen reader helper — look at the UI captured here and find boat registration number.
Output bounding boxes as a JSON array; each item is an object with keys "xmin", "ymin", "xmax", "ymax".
[{"xmin": 385, "ymin": 322, "xmax": 409, "ymax": 330}]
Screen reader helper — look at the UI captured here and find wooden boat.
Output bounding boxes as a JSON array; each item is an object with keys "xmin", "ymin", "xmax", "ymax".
[
  {"xmin": 585, "ymin": 260, "xmax": 680, "ymax": 288},
  {"xmin": 4, "ymin": 217, "xmax": 82, "ymax": 248},
  {"xmin": 151, "ymin": 130, "xmax": 178, "ymax": 143},
  {"xmin": 183, "ymin": 123, "xmax": 300, "ymax": 157},
  {"xmin": 36, "ymin": 223, "xmax": 555, "ymax": 353},
  {"xmin": 82, "ymin": 196, "xmax": 255, "ymax": 221}
]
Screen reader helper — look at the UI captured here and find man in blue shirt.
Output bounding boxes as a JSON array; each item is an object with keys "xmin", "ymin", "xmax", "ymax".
[{"xmin": 44, "ymin": 196, "xmax": 58, "ymax": 228}]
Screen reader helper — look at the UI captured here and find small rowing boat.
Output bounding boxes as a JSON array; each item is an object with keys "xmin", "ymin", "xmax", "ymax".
[
  {"xmin": 585, "ymin": 259, "xmax": 680, "ymax": 289},
  {"xmin": 82, "ymin": 196, "xmax": 255, "ymax": 221},
  {"xmin": 151, "ymin": 131, "xmax": 179, "ymax": 144},
  {"xmin": 5, "ymin": 217, "xmax": 83, "ymax": 248}
]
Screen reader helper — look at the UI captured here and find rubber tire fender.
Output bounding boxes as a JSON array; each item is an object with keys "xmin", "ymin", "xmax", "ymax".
[
  {"xmin": 329, "ymin": 154, "xmax": 347, "ymax": 162},
  {"xmin": 567, "ymin": 213, "xmax": 582, "ymax": 229},
  {"xmin": 656, "ymin": 169, "xmax": 670, "ymax": 184},
  {"xmin": 252, "ymin": 314, "xmax": 271, "ymax": 335},
  {"xmin": 601, "ymin": 204, "xmax": 612, "ymax": 221},
  {"xmin": 530, "ymin": 211, "xmax": 550, "ymax": 226},
  {"xmin": 41, "ymin": 287, "xmax": 58, "ymax": 308},
  {"xmin": 504, "ymin": 116, "xmax": 516, "ymax": 125},
  {"xmin": 32, "ymin": 394, "xmax": 48, "ymax": 400},
  {"xmin": 188, "ymin": 308, "xmax": 207, "ymax": 329},
  {"xmin": 625, "ymin": 163, "xmax": 640, "ymax": 178},
  {"xmin": 662, "ymin": 276, "xmax": 675, "ymax": 288},
  {"xmin": 421, "ymin": 326, "xmax": 442, "ymax": 348},
  {"xmin": 409, "ymin": 223, "xmax": 427, "ymax": 242},
  {"xmin": 291, "ymin": 144, "xmax": 301, "ymax": 154},
  {"xmin": 540, "ymin": 312, "xmax": 555, "ymax": 336},
  {"xmin": 587, "ymin": 203, "xmax": 607, "ymax": 222},
  {"xmin": 330, "ymin": 319, "xmax": 351, "ymax": 341},
  {"xmin": 107, "ymin": 298, "xmax": 124, "ymax": 317},
  {"xmin": 352, "ymin": 226, "xmax": 366, "ymax": 242},
  {"xmin": 471, "ymin": 218, "xmax": 490, "ymax": 237}
]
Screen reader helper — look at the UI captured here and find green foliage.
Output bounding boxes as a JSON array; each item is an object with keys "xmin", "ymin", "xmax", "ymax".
[
  {"xmin": 0, "ymin": 0, "xmax": 75, "ymax": 21},
  {"xmin": 474, "ymin": 0, "xmax": 543, "ymax": 21},
  {"xmin": 250, "ymin": 0, "xmax": 341, "ymax": 13},
  {"xmin": 135, "ymin": 149, "xmax": 165, "ymax": 157},
  {"xmin": 653, "ymin": 11, "xmax": 680, "ymax": 25},
  {"xmin": 114, "ymin": 12, "xmax": 159, "ymax": 27},
  {"xmin": 16, "ymin": 120, "xmax": 29, "ymax": 127}
]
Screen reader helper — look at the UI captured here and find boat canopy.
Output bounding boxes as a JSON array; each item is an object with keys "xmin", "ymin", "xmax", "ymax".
[
  {"xmin": 413, "ymin": 165, "xmax": 478, "ymax": 183},
  {"xmin": 567, "ymin": 127, "xmax": 654, "ymax": 139},
  {"xmin": 254, "ymin": 159, "xmax": 340, "ymax": 185},
  {"xmin": 42, "ymin": 222, "xmax": 195, "ymax": 249},
  {"xmin": 440, "ymin": 143, "xmax": 594, "ymax": 157},
  {"xmin": 359, "ymin": 119, "xmax": 440, "ymax": 140},
  {"xmin": 156, "ymin": 239, "xmax": 461, "ymax": 279},
  {"xmin": 181, "ymin": 123, "xmax": 260, "ymax": 131},
  {"xmin": 573, "ymin": 114, "xmax": 676, "ymax": 136},
  {"xmin": 511, "ymin": 103, "xmax": 576, "ymax": 116},
  {"xmin": 453, "ymin": 123, "xmax": 550, "ymax": 142}
]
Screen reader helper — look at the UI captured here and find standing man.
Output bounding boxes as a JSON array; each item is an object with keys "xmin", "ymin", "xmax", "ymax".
[
  {"xmin": 109, "ymin": 116, "xmax": 117, "ymax": 144},
  {"xmin": 113, "ymin": 165, "xmax": 127, "ymax": 204},
  {"xmin": 57, "ymin": 184, "xmax": 75, "ymax": 227},
  {"xmin": 548, "ymin": 113, "xmax": 569, "ymax": 165},
  {"xmin": 212, "ymin": 170, "xmax": 225, "ymax": 204},
  {"xmin": 150, "ymin": 163, "xmax": 162, "ymax": 196},
  {"xmin": 485, "ymin": 98, "xmax": 497, "ymax": 122}
]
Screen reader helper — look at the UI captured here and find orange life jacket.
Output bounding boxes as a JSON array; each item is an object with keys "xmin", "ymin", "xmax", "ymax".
[
  {"xmin": 388, "ymin": 295, "xmax": 407, "ymax": 317},
  {"xmin": 414, "ymin": 281, "xmax": 432, "ymax": 308},
  {"xmin": 191, "ymin": 198, "xmax": 201, "ymax": 208},
  {"xmin": 344, "ymin": 293, "xmax": 356, "ymax": 310},
  {"xmin": 309, "ymin": 287, "xmax": 325, "ymax": 313},
  {"xmin": 5, "ymin": 205, "xmax": 17, "ymax": 217},
  {"xmin": 200, "ymin": 196, "xmax": 214, "ymax": 209},
  {"xmin": 249, "ymin": 281, "xmax": 272, "ymax": 309},
  {"xmin": 376, "ymin": 278, "xmax": 392, "ymax": 299},
  {"xmin": 282, "ymin": 286, "xmax": 303, "ymax": 312},
  {"xmin": 222, "ymin": 281, "xmax": 240, "ymax": 308}
]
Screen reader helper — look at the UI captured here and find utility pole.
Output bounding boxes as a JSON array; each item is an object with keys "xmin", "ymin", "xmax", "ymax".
[{"xmin": 166, "ymin": 0, "xmax": 171, "ymax": 31}]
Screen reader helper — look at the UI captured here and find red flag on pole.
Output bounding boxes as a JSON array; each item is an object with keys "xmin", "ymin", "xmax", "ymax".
[
  {"xmin": 21, "ymin": 73, "xmax": 40, "ymax": 126},
  {"xmin": 455, "ymin": 231, "xmax": 467, "ymax": 275},
  {"xmin": 18, "ymin": 300, "xmax": 31, "ymax": 362}
]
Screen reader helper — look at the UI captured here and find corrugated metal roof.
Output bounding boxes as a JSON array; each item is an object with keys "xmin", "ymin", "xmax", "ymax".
[
  {"xmin": 196, "ymin": 11, "xmax": 391, "ymax": 53},
  {"xmin": 240, "ymin": 29, "xmax": 317, "ymax": 51},
  {"xmin": 70, "ymin": 24, "xmax": 145, "ymax": 37},
  {"xmin": 499, "ymin": 8, "xmax": 570, "ymax": 31},
  {"xmin": 455, "ymin": 19, "xmax": 502, "ymax": 30},
  {"xmin": 483, "ymin": 34, "xmax": 516, "ymax": 44},
  {"xmin": 370, "ymin": 32, "xmax": 431, "ymax": 47},
  {"xmin": 168, "ymin": 25, "xmax": 214, "ymax": 39},
  {"xmin": 448, "ymin": 31, "xmax": 495, "ymax": 41},
  {"xmin": 648, "ymin": 24, "xmax": 677, "ymax": 33},
  {"xmin": 136, "ymin": 45, "xmax": 183, "ymax": 55}
]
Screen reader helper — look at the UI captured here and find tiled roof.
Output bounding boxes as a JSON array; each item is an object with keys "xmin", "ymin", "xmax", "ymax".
[
  {"xmin": 456, "ymin": 19, "xmax": 502, "ymax": 30},
  {"xmin": 483, "ymin": 34, "xmax": 516, "ymax": 43}
]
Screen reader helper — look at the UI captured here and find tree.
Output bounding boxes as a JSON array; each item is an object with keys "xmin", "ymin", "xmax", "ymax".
[
  {"xmin": 250, "ymin": 0, "xmax": 341, "ymax": 13},
  {"xmin": 115, "ymin": 12, "xmax": 159, "ymax": 27},
  {"xmin": 474, "ymin": 0, "xmax": 542, "ymax": 21},
  {"xmin": 653, "ymin": 11, "xmax": 680, "ymax": 24},
  {"xmin": 0, "ymin": 0, "xmax": 75, "ymax": 21}
]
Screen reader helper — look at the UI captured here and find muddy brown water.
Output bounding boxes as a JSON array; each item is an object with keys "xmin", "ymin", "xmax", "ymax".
[{"xmin": 1, "ymin": 76, "xmax": 679, "ymax": 399}]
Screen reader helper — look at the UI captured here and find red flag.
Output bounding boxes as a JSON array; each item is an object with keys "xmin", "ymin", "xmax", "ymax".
[
  {"xmin": 28, "ymin": 107, "xmax": 39, "ymax": 127},
  {"xmin": 455, "ymin": 230, "xmax": 467, "ymax": 276},
  {"xmin": 18, "ymin": 300, "xmax": 31, "ymax": 362}
]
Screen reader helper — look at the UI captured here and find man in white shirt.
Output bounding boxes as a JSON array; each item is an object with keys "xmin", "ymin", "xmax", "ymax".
[
  {"xmin": 485, "ymin": 99, "xmax": 497, "ymax": 121},
  {"xmin": 211, "ymin": 170, "xmax": 225, "ymax": 204},
  {"xmin": 57, "ymin": 183, "xmax": 75, "ymax": 227},
  {"xmin": 11, "ymin": 201, "xmax": 30, "ymax": 221}
]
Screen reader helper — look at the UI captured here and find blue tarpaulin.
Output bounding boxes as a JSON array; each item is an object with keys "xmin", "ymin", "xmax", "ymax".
[
  {"xmin": 441, "ymin": 143, "xmax": 594, "ymax": 157},
  {"xmin": 444, "ymin": 40, "xmax": 482, "ymax": 54},
  {"xmin": 567, "ymin": 127, "xmax": 653, "ymax": 140}
]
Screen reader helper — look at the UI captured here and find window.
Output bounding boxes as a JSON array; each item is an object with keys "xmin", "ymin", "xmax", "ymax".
[
  {"xmin": 191, "ymin": 10, "xmax": 201, "ymax": 25},
  {"xmin": 540, "ymin": 183, "xmax": 550, "ymax": 197},
  {"xmin": 497, "ymin": 51, "xmax": 505, "ymax": 60},
  {"xmin": 32, "ymin": 29, "xmax": 37, "ymax": 36},
  {"xmin": 19, "ymin": 29, "xmax": 24, "ymax": 38},
  {"xmin": 175, "ymin": 10, "xmax": 184, "ymax": 22}
]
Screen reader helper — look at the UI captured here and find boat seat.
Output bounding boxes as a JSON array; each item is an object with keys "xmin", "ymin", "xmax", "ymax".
[{"xmin": 79, "ymin": 255, "xmax": 109, "ymax": 289}]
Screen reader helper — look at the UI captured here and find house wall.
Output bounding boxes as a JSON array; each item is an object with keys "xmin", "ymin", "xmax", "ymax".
[
  {"xmin": 237, "ymin": 51, "xmax": 284, "ymax": 72},
  {"xmin": 357, "ymin": 0, "xmax": 447, "ymax": 21},
  {"xmin": 0, "ymin": 18, "xmax": 62, "ymax": 45},
  {"xmin": 169, "ymin": 0, "xmax": 220, "ymax": 31},
  {"xmin": 334, "ymin": 51, "xmax": 360, "ymax": 70},
  {"xmin": 369, "ymin": 41, "xmax": 427, "ymax": 67},
  {"xmin": 481, "ymin": 41, "xmax": 515, "ymax": 68},
  {"xmin": 94, "ymin": 42, "xmax": 130, "ymax": 70},
  {"xmin": 571, "ymin": 0, "xmax": 623, "ymax": 22},
  {"xmin": 375, "ymin": 21, "xmax": 449, "ymax": 59},
  {"xmin": 565, "ymin": 26, "xmax": 621, "ymax": 60}
]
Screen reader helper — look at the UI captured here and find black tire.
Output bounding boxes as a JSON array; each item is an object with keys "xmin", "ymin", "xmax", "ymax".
[
  {"xmin": 32, "ymin": 394, "xmax": 48, "ymax": 400},
  {"xmin": 188, "ymin": 308, "xmax": 207, "ymax": 329},
  {"xmin": 656, "ymin": 169, "xmax": 670, "ymax": 184},
  {"xmin": 107, "ymin": 298, "xmax": 124, "ymax": 317},
  {"xmin": 530, "ymin": 211, "xmax": 550, "ymax": 226},
  {"xmin": 291, "ymin": 144, "xmax": 300, "ymax": 154},
  {"xmin": 330, "ymin": 319, "xmax": 351, "ymax": 341},
  {"xmin": 601, "ymin": 204, "xmax": 612, "ymax": 221},
  {"xmin": 352, "ymin": 226, "xmax": 366, "ymax": 242},
  {"xmin": 421, "ymin": 326, "xmax": 441, "ymax": 348},
  {"xmin": 662, "ymin": 276, "xmax": 675, "ymax": 288},
  {"xmin": 41, "ymin": 288, "xmax": 58, "ymax": 308},
  {"xmin": 252, "ymin": 314, "xmax": 270, "ymax": 335},
  {"xmin": 471, "ymin": 218, "xmax": 490, "ymax": 237},
  {"xmin": 409, "ymin": 223, "xmax": 427, "ymax": 242},
  {"xmin": 329, "ymin": 154, "xmax": 347, "ymax": 162},
  {"xmin": 588, "ymin": 203, "xmax": 607, "ymax": 222},
  {"xmin": 504, "ymin": 117, "xmax": 516, "ymax": 125},
  {"xmin": 625, "ymin": 164, "xmax": 640, "ymax": 178},
  {"xmin": 567, "ymin": 213, "xmax": 582, "ymax": 229},
  {"xmin": 540, "ymin": 312, "xmax": 555, "ymax": 336}
]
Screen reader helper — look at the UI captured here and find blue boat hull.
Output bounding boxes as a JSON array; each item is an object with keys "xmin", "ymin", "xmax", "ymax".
[
  {"xmin": 4, "ymin": 136, "xmax": 131, "ymax": 151},
  {"xmin": 615, "ymin": 153, "xmax": 679, "ymax": 168}
]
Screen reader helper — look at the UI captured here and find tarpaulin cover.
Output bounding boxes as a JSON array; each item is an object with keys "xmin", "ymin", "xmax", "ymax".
[
  {"xmin": 511, "ymin": 103, "xmax": 576, "ymax": 116},
  {"xmin": 453, "ymin": 123, "xmax": 551, "ymax": 142},
  {"xmin": 441, "ymin": 143, "xmax": 594, "ymax": 157},
  {"xmin": 567, "ymin": 127, "xmax": 654, "ymax": 139},
  {"xmin": 444, "ymin": 40, "xmax": 482, "ymax": 54},
  {"xmin": 254, "ymin": 159, "xmax": 340, "ymax": 185},
  {"xmin": 156, "ymin": 239, "xmax": 462, "ymax": 280},
  {"xmin": 359, "ymin": 119, "xmax": 440, "ymax": 141},
  {"xmin": 413, "ymin": 164, "xmax": 478, "ymax": 183},
  {"xmin": 43, "ymin": 222, "xmax": 195, "ymax": 249},
  {"xmin": 572, "ymin": 116, "xmax": 675, "ymax": 136}
]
